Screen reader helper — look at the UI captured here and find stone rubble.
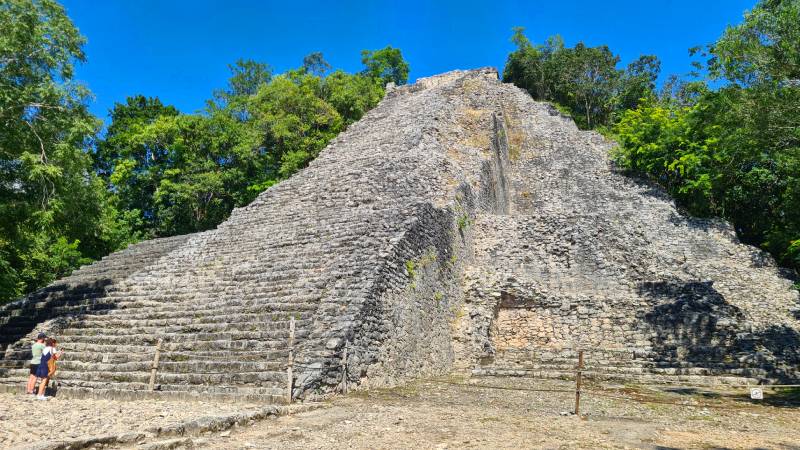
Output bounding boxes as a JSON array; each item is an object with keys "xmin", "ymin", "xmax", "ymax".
[{"xmin": 0, "ymin": 392, "xmax": 262, "ymax": 449}]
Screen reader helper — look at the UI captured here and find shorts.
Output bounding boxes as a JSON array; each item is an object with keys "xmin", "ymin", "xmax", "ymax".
[{"xmin": 29, "ymin": 363, "xmax": 39, "ymax": 376}]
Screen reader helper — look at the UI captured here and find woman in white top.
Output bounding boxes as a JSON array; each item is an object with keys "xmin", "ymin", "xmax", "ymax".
[{"xmin": 35, "ymin": 338, "xmax": 63, "ymax": 400}]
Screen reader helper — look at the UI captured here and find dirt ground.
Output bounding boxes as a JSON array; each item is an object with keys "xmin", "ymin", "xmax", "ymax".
[
  {"xmin": 0, "ymin": 392, "xmax": 263, "ymax": 449},
  {"xmin": 2, "ymin": 376, "xmax": 799, "ymax": 449},
  {"xmin": 206, "ymin": 376, "xmax": 800, "ymax": 450}
]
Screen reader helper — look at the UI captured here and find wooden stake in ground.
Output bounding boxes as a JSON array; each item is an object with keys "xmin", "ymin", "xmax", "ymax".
[
  {"xmin": 286, "ymin": 316, "xmax": 295, "ymax": 403},
  {"xmin": 342, "ymin": 341, "xmax": 348, "ymax": 394},
  {"xmin": 575, "ymin": 349, "xmax": 584, "ymax": 416},
  {"xmin": 148, "ymin": 338, "xmax": 163, "ymax": 391}
]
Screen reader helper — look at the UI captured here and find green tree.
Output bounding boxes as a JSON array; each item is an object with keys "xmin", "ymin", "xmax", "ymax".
[
  {"xmin": 560, "ymin": 43, "xmax": 620, "ymax": 128},
  {"xmin": 96, "ymin": 96, "xmax": 180, "ymax": 236},
  {"xmin": 250, "ymin": 73, "xmax": 344, "ymax": 178},
  {"xmin": 0, "ymin": 0, "xmax": 110, "ymax": 302},
  {"xmin": 361, "ymin": 46, "xmax": 410, "ymax": 85},
  {"xmin": 503, "ymin": 28, "xmax": 657, "ymax": 129},
  {"xmin": 321, "ymin": 70, "xmax": 384, "ymax": 124},
  {"xmin": 302, "ymin": 52, "xmax": 332, "ymax": 77},
  {"xmin": 211, "ymin": 59, "xmax": 272, "ymax": 122},
  {"xmin": 613, "ymin": 0, "xmax": 800, "ymax": 272},
  {"xmin": 710, "ymin": 0, "xmax": 800, "ymax": 85},
  {"xmin": 98, "ymin": 49, "xmax": 395, "ymax": 240},
  {"xmin": 617, "ymin": 55, "xmax": 661, "ymax": 112}
]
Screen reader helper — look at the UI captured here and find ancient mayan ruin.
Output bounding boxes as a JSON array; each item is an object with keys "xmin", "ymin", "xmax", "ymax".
[{"xmin": 1, "ymin": 68, "xmax": 799, "ymax": 402}]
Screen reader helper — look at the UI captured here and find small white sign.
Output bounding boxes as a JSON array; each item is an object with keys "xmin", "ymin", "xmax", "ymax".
[{"xmin": 750, "ymin": 388, "xmax": 764, "ymax": 400}]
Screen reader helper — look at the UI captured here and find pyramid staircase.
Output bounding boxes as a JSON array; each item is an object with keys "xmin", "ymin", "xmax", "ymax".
[
  {"xmin": 2, "ymin": 68, "xmax": 798, "ymax": 403},
  {"xmin": 0, "ymin": 230, "xmax": 316, "ymax": 402}
]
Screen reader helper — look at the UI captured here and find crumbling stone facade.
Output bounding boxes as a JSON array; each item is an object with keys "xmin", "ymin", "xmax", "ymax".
[{"xmin": 1, "ymin": 69, "xmax": 798, "ymax": 402}]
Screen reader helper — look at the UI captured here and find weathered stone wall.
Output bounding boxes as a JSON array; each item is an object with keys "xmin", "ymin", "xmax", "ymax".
[
  {"xmin": 457, "ymin": 84, "xmax": 800, "ymax": 382},
  {"xmin": 1, "ymin": 67, "xmax": 798, "ymax": 400},
  {"xmin": 0, "ymin": 68, "xmax": 509, "ymax": 400}
]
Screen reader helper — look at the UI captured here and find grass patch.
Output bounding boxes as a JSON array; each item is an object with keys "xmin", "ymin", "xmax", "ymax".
[
  {"xmin": 459, "ymin": 107, "xmax": 491, "ymax": 150},
  {"xmin": 457, "ymin": 214, "xmax": 471, "ymax": 230},
  {"xmin": 502, "ymin": 114, "xmax": 525, "ymax": 162},
  {"xmin": 405, "ymin": 260, "xmax": 417, "ymax": 280}
]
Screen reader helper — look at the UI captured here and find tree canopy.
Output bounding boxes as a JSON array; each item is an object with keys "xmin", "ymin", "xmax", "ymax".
[
  {"xmin": 502, "ymin": 2, "xmax": 800, "ymax": 278},
  {"xmin": 360, "ymin": 46, "xmax": 410, "ymax": 86},
  {"xmin": 611, "ymin": 0, "xmax": 800, "ymax": 274},
  {"xmin": 503, "ymin": 28, "xmax": 660, "ymax": 129},
  {"xmin": 1, "ymin": 0, "xmax": 108, "ymax": 300},
  {"xmin": 0, "ymin": 0, "xmax": 409, "ymax": 304}
]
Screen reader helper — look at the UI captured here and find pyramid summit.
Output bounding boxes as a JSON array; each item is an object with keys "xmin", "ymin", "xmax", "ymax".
[{"xmin": 1, "ymin": 68, "xmax": 798, "ymax": 401}]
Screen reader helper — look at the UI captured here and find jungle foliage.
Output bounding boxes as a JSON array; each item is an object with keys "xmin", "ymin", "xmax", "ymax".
[
  {"xmin": 612, "ymin": 0, "xmax": 800, "ymax": 273},
  {"xmin": 503, "ymin": 28, "xmax": 660, "ymax": 130},
  {"xmin": 0, "ymin": 0, "xmax": 408, "ymax": 303},
  {"xmin": 3, "ymin": 0, "xmax": 798, "ymax": 303},
  {"xmin": 504, "ymin": 1, "xmax": 800, "ymax": 274}
]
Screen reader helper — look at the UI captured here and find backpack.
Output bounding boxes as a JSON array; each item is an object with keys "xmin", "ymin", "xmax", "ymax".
[{"xmin": 46, "ymin": 352, "xmax": 57, "ymax": 377}]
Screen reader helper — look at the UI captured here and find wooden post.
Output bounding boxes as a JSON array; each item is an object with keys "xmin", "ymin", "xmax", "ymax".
[
  {"xmin": 342, "ymin": 342, "xmax": 348, "ymax": 395},
  {"xmin": 286, "ymin": 316, "xmax": 295, "ymax": 404},
  {"xmin": 148, "ymin": 338, "xmax": 162, "ymax": 391},
  {"xmin": 574, "ymin": 349, "xmax": 584, "ymax": 416}
]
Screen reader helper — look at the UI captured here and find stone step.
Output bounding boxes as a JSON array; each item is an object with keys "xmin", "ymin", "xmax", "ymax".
[
  {"xmin": 28, "ymin": 359, "xmax": 289, "ymax": 374},
  {"xmin": 1, "ymin": 322, "xmax": 282, "ymax": 340},
  {"xmin": 480, "ymin": 361, "xmax": 770, "ymax": 378},
  {"xmin": 0, "ymin": 379, "xmax": 287, "ymax": 403},
  {"xmin": 1, "ymin": 348, "xmax": 291, "ymax": 365},
  {"xmin": 1, "ymin": 296, "xmax": 112, "ymax": 313},
  {"xmin": 490, "ymin": 352, "xmax": 775, "ymax": 372},
  {"xmin": 64, "ymin": 312, "xmax": 315, "ymax": 328},
  {"xmin": 488, "ymin": 358, "xmax": 766, "ymax": 373},
  {"xmin": 2, "ymin": 367, "xmax": 288, "ymax": 386},
  {"xmin": 90, "ymin": 295, "xmax": 318, "ymax": 315},
  {"xmin": 50, "ymin": 328, "xmax": 310, "ymax": 345},
  {"xmin": 2, "ymin": 339, "xmax": 300, "ymax": 359},
  {"xmin": 472, "ymin": 367, "xmax": 764, "ymax": 386},
  {"xmin": 493, "ymin": 354, "xmax": 644, "ymax": 365},
  {"xmin": 56, "ymin": 339, "xmax": 302, "ymax": 353},
  {"xmin": 2, "ymin": 301, "xmax": 116, "ymax": 319},
  {"xmin": 1, "ymin": 303, "xmax": 318, "ymax": 333},
  {"xmin": 496, "ymin": 348, "xmax": 645, "ymax": 358},
  {"xmin": 1, "ymin": 338, "xmax": 305, "ymax": 364},
  {"xmin": 54, "ymin": 319, "xmax": 312, "ymax": 337},
  {"xmin": 105, "ymin": 286, "xmax": 313, "ymax": 302},
  {"xmin": 91, "ymin": 300, "xmax": 320, "ymax": 315}
]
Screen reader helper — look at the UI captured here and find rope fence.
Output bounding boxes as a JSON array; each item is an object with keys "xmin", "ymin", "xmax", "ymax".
[
  {"xmin": 140, "ymin": 328, "xmax": 797, "ymax": 410},
  {"xmin": 460, "ymin": 348, "xmax": 800, "ymax": 414}
]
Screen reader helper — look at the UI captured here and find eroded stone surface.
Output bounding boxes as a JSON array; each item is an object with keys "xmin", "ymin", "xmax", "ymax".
[
  {"xmin": 0, "ymin": 68, "xmax": 798, "ymax": 403},
  {"xmin": 455, "ymin": 80, "xmax": 800, "ymax": 382}
]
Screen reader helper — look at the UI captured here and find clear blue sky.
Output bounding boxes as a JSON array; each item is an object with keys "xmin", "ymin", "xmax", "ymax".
[{"xmin": 61, "ymin": 0, "xmax": 757, "ymax": 121}]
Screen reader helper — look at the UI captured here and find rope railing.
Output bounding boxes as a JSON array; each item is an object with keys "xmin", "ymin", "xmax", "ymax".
[
  {"xmin": 139, "ymin": 320, "xmax": 800, "ymax": 409},
  {"xmin": 471, "ymin": 347, "xmax": 800, "ymax": 414}
]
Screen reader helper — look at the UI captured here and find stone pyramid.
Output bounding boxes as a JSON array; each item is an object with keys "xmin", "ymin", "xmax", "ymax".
[{"xmin": 1, "ymin": 69, "xmax": 798, "ymax": 402}]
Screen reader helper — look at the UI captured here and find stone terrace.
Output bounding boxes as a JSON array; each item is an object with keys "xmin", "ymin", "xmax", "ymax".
[
  {"xmin": 0, "ymin": 69, "xmax": 511, "ymax": 401},
  {"xmin": 456, "ymin": 84, "xmax": 800, "ymax": 384},
  {"xmin": 1, "ymin": 69, "xmax": 799, "ymax": 404}
]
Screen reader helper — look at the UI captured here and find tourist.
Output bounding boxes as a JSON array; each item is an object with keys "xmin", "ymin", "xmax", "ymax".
[
  {"xmin": 35, "ymin": 338, "xmax": 63, "ymax": 400},
  {"xmin": 25, "ymin": 333, "xmax": 47, "ymax": 394}
]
